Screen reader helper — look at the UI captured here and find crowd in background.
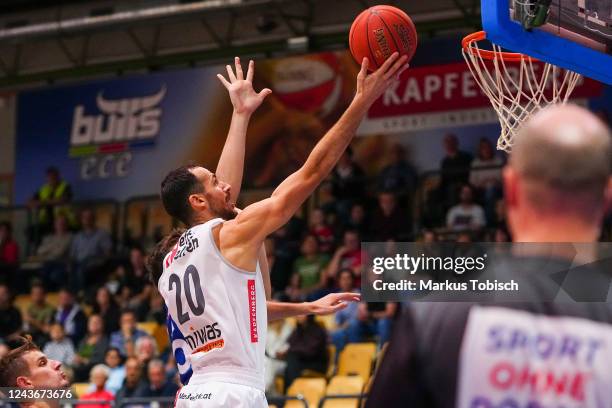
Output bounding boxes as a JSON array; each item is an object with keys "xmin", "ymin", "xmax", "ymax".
[{"xmin": 0, "ymin": 132, "xmax": 610, "ymax": 402}]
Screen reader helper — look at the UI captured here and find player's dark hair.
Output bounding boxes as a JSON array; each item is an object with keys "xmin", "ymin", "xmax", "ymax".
[
  {"xmin": 161, "ymin": 165, "xmax": 204, "ymax": 226},
  {"xmin": 146, "ymin": 228, "xmax": 185, "ymax": 284},
  {"xmin": 0, "ymin": 336, "xmax": 40, "ymax": 387}
]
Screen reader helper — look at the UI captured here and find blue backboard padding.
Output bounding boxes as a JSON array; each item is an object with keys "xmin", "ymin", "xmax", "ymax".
[{"xmin": 482, "ymin": 0, "xmax": 611, "ymax": 84}]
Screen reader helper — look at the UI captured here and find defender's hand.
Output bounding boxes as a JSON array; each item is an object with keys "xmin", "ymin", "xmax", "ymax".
[
  {"xmin": 217, "ymin": 57, "xmax": 272, "ymax": 115},
  {"xmin": 354, "ymin": 52, "xmax": 409, "ymax": 106},
  {"xmin": 308, "ymin": 292, "xmax": 361, "ymax": 315}
]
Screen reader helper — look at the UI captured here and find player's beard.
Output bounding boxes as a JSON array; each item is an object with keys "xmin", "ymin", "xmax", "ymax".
[{"xmin": 208, "ymin": 196, "xmax": 238, "ymax": 221}]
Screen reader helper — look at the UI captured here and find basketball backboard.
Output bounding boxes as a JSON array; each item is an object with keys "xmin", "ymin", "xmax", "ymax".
[{"xmin": 482, "ymin": 0, "xmax": 611, "ymax": 84}]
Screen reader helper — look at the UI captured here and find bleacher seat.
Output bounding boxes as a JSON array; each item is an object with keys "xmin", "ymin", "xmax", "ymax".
[
  {"xmin": 336, "ymin": 343, "xmax": 376, "ymax": 382},
  {"xmin": 327, "ymin": 344, "xmax": 337, "ymax": 378},
  {"xmin": 72, "ymin": 382, "xmax": 90, "ymax": 398},
  {"xmin": 136, "ymin": 321, "xmax": 158, "ymax": 337},
  {"xmin": 286, "ymin": 377, "xmax": 326, "ymax": 408},
  {"xmin": 321, "ymin": 375, "xmax": 364, "ymax": 408},
  {"xmin": 315, "ymin": 314, "xmax": 337, "ymax": 331},
  {"xmin": 153, "ymin": 322, "xmax": 170, "ymax": 351}
]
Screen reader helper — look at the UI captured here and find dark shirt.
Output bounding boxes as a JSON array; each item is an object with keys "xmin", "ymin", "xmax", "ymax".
[
  {"xmin": 92, "ymin": 303, "xmax": 121, "ymax": 335},
  {"xmin": 115, "ymin": 379, "xmax": 148, "ymax": 402},
  {"xmin": 54, "ymin": 304, "xmax": 87, "ymax": 345},
  {"xmin": 0, "ymin": 305, "xmax": 22, "ymax": 340},
  {"xmin": 440, "ymin": 151, "xmax": 473, "ymax": 188},
  {"xmin": 141, "ymin": 381, "xmax": 180, "ymax": 398},
  {"xmin": 288, "ymin": 322, "xmax": 328, "ymax": 363},
  {"xmin": 370, "ymin": 207, "xmax": 411, "ymax": 241},
  {"xmin": 332, "ymin": 164, "xmax": 366, "ymax": 200},
  {"xmin": 377, "ymin": 161, "xmax": 417, "ymax": 193}
]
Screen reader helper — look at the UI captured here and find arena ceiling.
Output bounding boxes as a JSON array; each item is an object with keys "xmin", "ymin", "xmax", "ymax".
[{"xmin": 0, "ymin": 0, "xmax": 480, "ymax": 88}]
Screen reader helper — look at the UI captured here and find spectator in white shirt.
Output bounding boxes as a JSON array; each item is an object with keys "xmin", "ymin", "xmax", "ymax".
[
  {"xmin": 42, "ymin": 323, "xmax": 75, "ymax": 367},
  {"xmin": 446, "ymin": 185, "xmax": 486, "ymax": 231}
]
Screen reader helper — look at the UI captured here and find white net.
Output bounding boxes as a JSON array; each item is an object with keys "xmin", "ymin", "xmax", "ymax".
[{"xmin": 462, "ymin": 33, "xmax": 582, "ymax": 152}]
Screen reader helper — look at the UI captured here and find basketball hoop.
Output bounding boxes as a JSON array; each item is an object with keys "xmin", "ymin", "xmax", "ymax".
[{"xmin": 462, "ymin": 31, "xmax": 582, "ymax": 152}]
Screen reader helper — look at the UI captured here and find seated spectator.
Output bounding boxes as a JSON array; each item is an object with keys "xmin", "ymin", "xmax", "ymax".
[
  {"xmin": 470, "ymin": 138, "xmax": 504, "ymax": 222},
  {"xmin": 115, "ymin": 357, "xmax": 148, "ymax": 402},
  {"xmin": 123, "ymin": 246, "xmax": 154, "ymax": 319},
  {"xmin": 0, "ymin": 284, "xmax": 22, "ymax": 345},
  {"xmin": 53, "ymin": 287, "xmax": 87, "ymax": 345},
  {"xmin": 264, "ymin": 319, "xmax": 293, "ymax": 394},
  {"xmin": 43, "ymin": 323, "xmax": 75, "ymax": 367},
  {"xmin": 73, "ymin": 314, "xmax": 109, "ymax": 382},
  {"xmin": 110, "ymin": 310, "xmax": 148, "ymax": 358},
  {"xmin": 31, "ymin": 215, "xmax": 72, "ymax": 290},
  {"xmin": 342, "ymin": 203, "xmax": 370, "ymax": 240},
  {"xmin": 28, "ymin": 166, "xmax": 76, "ymax": 238},
  {"xmin": 0, "ymin": 222, "xmax": 20, "ymax": 289},
  {"xmin": 371, "ymin": 192, "xmax": 411, "ymax": 241},
  {"xmin": 332, "ymin": 268, "xmax": 360, "ymax": 329},
  {"xmin": 330, "ymin": 148, "xmax": 366, "ymax": 223},
  {"xmin": 309, "ymin": 208, "xmax": 335, "ymax": 253},
  {"xmin": 269, "ymin": 225, "xmax": 301, "ymax": 295},
  {"xmin": 70, "ymin": 208, "xmax": 112, "ymax": 294},
  {"xmin": 92, "ymin": 287, "xmax": 121, "ymax": 336},
  {"xmin": 331, "ymin": 302, "xmax": 396, "ymax": 352},
  {"xmin": 446, "ymin": 185, "xmax": 486, "ymax": 231},
  {"xmin": 141, "ymin": 359, "xmax": 179, "ymax": 399},
  {"xmin": 145, "ymin": 291, "xmax": 166, "ymax": 325},
  {"xmin": 439, "ymin": 134, "xmax": 473, "ymax": 205},
  {"xmin": 282, "ymin": 314, "xmax": 328, "ymax": 392},
  {"xmin": 80, "ymin": 364, "xmax": 115, "ymax": 407},
  {"xmin": 134, "ymin": 336, "xmax": 158, "ymax": 378},
  {"xmin": 325, "ymin": 230, "xmax": 366, "ymax": 287},
  {"xmin": 24, "ymin": 282, "xmax": 54, "ymax": 346},
  {"xmin": 292, "ymin": 235, "xmax": 330, "ymax": 294},
  {"xmin": 282, "ymin": 273, "xmax": 304, "ymax": 303},
  {"xmin": 377, "ymin": 143, "xmax": 417, "ymax": 193},
  {"xmin": 104, "ymin": 347, "xmax": 126, "ymax": 396}
]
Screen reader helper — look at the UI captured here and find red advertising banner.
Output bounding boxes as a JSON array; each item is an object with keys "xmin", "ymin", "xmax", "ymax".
[{"xmin": 367, "ymin": 62, "xmax": 604, "ymax": 118}]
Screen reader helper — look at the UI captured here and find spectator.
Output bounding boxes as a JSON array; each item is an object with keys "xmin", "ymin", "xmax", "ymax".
[
  {"xmin": 24, "ymin": 282, "xmax": 54, "ymax": 345},
  {"xmin": 134, "ymin": 336, "xmax": 158, "ymax": 378},
  {"xmin": 109, "ymin": 310, "xmax": 148, "ymax": 358},
  {"xmin": 371, "ymin": 192, "xmax": 411, "ymax": 241},
  {"xmin": 420, "ymin": 229, "xmax": 437, "ymax": 243},
  {"xmin": 141, "ymin": 359, "xmax": 179, "ymax": 399},
  {"xmin": 80, "ymin": 364, "xmax": 115, "ymax": 407},
  {"xmin": 439, "ymin": 134, "xmax": 473, "ymax": 205},
  {"xmin": 292, "ymin": 235, "xmax": 330, "ymax": 294},
  {"xmin": 114, "ymin": 357, "xmax": 147, "ymax": 402},
  {"xmin": 92, "ymin": 287, "xmax": 121, "ymax": 336},
  {"xmin": 0, "ymin": 222, "xmax": 19, "ymax": 288},
  {"xmin": 282, "ymin": 273, "xmax": 304, "ymax": 303},
  {"xmin": 342, "ymin": 203, "xmax": 370, "ymax": 240},
  {"xmin": 331, "ymin": 302, "xmax": 396, "ymax": 352},
  {"xmin": 330, "ymin": 147, "xmax": 366, "ymax": 222},
  {"xmin": 325, "ymin": 230, "xmax": 366, "ymax": 288},
  {"xmin": 31, "ymin": 215, "xmax": 72, "ymax": 290},
  {"xmin": 104, "ymin": 347, "xmax": 126, "ymax": 396},
  {"xmin": 490, "ymin": 198, "xmax": 508, "ymax": 230},
  {"xmin": 123, "ymin": 246, "xmax": 154, "ymax": 318},
  {"xmin": 269, "ymin": 225, "xmax": 301, "ymax": 295},
  {"xmin": 446, "ymin": 185, "xmax": 486, "ymax": 231},
  {"xmin": 0, "ymin": 284, "xmax": 22, "ymax": 344},
  {"xmin": 332, "ymin": 268, "xmax": 360, "ymax": 329},
  {"xmin": 145, "ymin": 291, "xmax": 166, "ymax": 325},
  {"xmin": 70, "ymin": 208, "xmax": 112, "ymax": 293},
  {"xmin": 309, "ymin": 208, "xmax": 335, "ymax": 253},
  {"xmin": 53, "ymin": 287, "xmax": 87, "ymax": 345},
  {"xmin": 264, "ymin": 319, "xmax": 292, "ymax": 394},
  {"xmin": 377, "ymin": 143, "xmax": 417, "ymax": 193},
  {"xmin": 43, "ymin": 323, "xmax": 75, "ymax": 367},
  {"xmin": 282, "ymin": 314, "xmax": 328, "ymax": 392},
  {"xmin": 29, "ymin": 166, "xmax": 76, "ymax": 236},
  {"xmin": 73, "ymin": 314, "xmax": 109, "ymax": 382},
  {"xmin": 470, "ymin": 138, "xmax": 504, "ymax": 221}
]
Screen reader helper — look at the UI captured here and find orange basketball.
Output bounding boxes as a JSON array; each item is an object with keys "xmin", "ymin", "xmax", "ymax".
[{"xmin": 349, "ymin": 5, "xmax": 418, "ymax": 71}]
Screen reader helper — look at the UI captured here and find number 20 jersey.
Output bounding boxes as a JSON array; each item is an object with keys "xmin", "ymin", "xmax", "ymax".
[{"xmin": 158, "ymin": 218, "xmax": 268, "ymax": 391}]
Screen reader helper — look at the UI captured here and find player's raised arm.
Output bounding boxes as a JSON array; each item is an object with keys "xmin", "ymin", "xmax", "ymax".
[
  {"xmin": 216, "ymin": 57, "xmax": 272, "ymax": 202},
  {"xmin": 226, "ymin": 53, "xmax": 408, "ymax": 244}
]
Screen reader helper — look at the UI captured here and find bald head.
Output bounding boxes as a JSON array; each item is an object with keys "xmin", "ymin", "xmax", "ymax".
[{"xmin": 510, "ymin": 104, "xmax": 610, "ymax": 213}]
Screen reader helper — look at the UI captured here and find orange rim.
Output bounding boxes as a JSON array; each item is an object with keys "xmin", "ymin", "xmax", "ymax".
[{"xmin": 462, "ymin": 31, "xmax": 536, "ymax": 62}]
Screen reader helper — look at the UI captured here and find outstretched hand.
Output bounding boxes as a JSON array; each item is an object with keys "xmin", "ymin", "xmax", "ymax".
[
  {"xmin": 308, "ymin": 292, "xmax": 361, "ymax": 315},
  {"xmin": 355, "ymin": 52, "xmax": 409, "ymax": 106},
  {"xmin": 217, "ymin": 57, "xmax": 272, "ymax": 115}
]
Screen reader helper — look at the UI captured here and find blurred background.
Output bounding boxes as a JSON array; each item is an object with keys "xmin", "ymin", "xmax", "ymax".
[{"xmin": 0, "ymin": 1, "xmax": 609, "ymax": 407}]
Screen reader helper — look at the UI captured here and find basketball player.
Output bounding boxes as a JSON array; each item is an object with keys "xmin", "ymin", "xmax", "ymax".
[
  {"xmin": 366, "ymin": 104, "xmax": 612, "ymax": 407},
  {"xmin": 154, "ymin": 52, "xmax": 408, "ymax": 407},
  {"xmin": 0, "ymin": 337, "xmax": 70, "ymax": 408}
]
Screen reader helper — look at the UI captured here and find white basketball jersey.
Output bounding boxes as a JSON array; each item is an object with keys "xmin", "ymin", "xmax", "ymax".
[{"xmin": 158, "ymin": 218, "xmax": 268, "ymax": 391}]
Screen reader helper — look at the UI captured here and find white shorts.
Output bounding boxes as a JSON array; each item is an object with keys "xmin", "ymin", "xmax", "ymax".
[{"xmin": 174, "ymin": 381, "xmax": 268, "ymax": 408}]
